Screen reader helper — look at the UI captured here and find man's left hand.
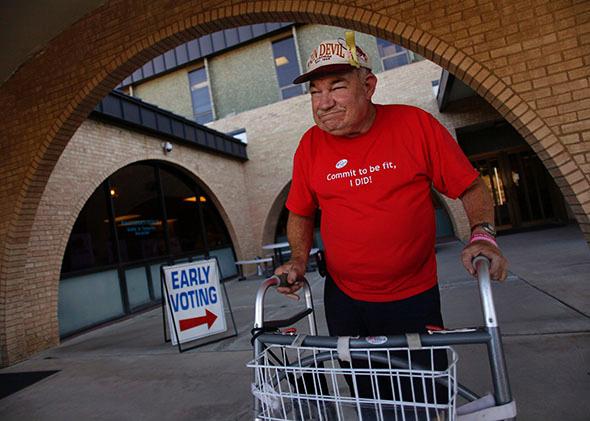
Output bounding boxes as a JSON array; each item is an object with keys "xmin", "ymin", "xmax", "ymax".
[{"xmin": 461, "ymin": 240, "xmax": 508, "ymax": 281}]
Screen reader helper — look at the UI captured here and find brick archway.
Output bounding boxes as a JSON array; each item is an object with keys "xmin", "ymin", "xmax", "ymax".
[
  {"xmin": 22, "ymin": 120, "xmax": 250, "ymax": 356},
  {"xmin": 57, "ymin": 156, "xmax": 243, "ymax": 281},
  {"xmin": 262, "ymin": 182, "xmax": 292, "ymax": 248},
  {"xmin": 1, "ymin": 0, "xmax": 589, "ymax": 365}
]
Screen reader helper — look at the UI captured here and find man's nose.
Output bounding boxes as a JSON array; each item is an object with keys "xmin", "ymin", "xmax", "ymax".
[{"xmin": 316, "ymin": 92, "xmax": 335, "ymax": 110}]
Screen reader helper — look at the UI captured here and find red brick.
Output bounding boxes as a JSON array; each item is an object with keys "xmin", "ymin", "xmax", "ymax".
[
  {"xmin": 546, "ymin": 112, "xmax": 578, "ymax": 126},
  {"xmin": 552, "ymin": 78, "xmax": 590, "ymax": 96},
  {"xmin": 522, "ymin": 33, "xmax": 558, "ymax": 51},
  {"xmin": 563, "ymin": 45, "xmax": 590, "ymax": 61},
  {"xmin": 573, "ymin": 88, "xmax": 590, "ymax": 102},
  {"xmin": 489, "ymin": 42, "xmax": 523, "ymax": 59},
  {"xmin": 532, "ymin": 72, "xmax": 569, "ymax": 89},
  {"xmin": 568, "ymin": 66, "xmax": 590, "ymax": 81},
  {"xmin": 561, "ymin": 133, "xmax": 581, "ymax": 145},
  {"xmin": 562, "ymin": 119, "xmax": 590, "ymax": 134},
  {"xmin": 547, "ymin": 58, "xmax": 585, "ymax": 75},
  {"xmin": 558, "ymin": 98, "xmax": 590, "ymax": 115},
  {"xmin": 537, "ymin": 92, "xmax": 572, "ymax": 108}
]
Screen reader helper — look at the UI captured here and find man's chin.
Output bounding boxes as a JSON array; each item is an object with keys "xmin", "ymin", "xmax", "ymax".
[
  {"xmin": 321, "ymin": 127, "xmax": 352, "ymax": 137},
  {"xmin": 318, "ymin": 120, "xmax": 344, "ymax": 134}
]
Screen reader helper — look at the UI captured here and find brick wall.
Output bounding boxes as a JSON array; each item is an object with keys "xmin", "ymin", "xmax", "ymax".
[
  {"xmin": 19, "ymin": 119, "xmax": 254, "ymax": 359},
  {"xmin": 1, "ymin": 0, "xmax": 589, "ymax": 366}
]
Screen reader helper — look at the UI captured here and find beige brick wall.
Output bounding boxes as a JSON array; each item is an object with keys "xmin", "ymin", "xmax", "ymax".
[
  {"xmin": 18, "ymin": 119, "xmax": 254, "ymax": 358},
  {"xmin": 2, "ymin": 0, "xmax": 589, "ymax": 366},
  {"xmin": 133, "ymin": 63, "xmax": 202, "ymax": 120}
]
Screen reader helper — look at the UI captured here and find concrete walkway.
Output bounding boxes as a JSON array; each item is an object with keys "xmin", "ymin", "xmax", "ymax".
[{"xmin": 1, "ymin": 225, "xmax": 589, "ymax": 420}]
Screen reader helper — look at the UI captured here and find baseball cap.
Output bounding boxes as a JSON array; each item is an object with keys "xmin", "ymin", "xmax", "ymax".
[{"xmin": 293, "ymin": 31, "xmax": 372, "ymax": 84}]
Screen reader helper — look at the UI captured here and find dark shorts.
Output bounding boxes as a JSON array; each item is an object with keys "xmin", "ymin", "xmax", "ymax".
[
  {"xmin": 323, "ymin": 273, "xmax": 448, "ymax": 404},
  {"xmin": 323, "ymin": 273, "xmax": 444, "ymax": 337}
]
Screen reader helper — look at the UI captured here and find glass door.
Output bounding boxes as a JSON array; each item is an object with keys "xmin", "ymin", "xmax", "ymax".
[
  {"xmin": 474, "ymin": 157, "xmax": 515, "ymax": 229},
  {"xmin": 508, "ymin": 151, "xmax": 566, "ymax": 226},
  {"xmin": 471, "ymin": 148, "xmax": 567, "ymax": 232}
]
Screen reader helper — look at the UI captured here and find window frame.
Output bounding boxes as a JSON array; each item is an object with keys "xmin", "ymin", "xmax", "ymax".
[
  {"xmin": 376, "ymin": 38, "xmax": 412, "ymax": 71},
  {"xmin": 271, "ymin": 34, "xmax": 304, "ymax": 100},
  {"xmin": 60, "ymin": 161, "xmax": 237, "ymax": 284},
  {"xmin": 188, "ymin": 59, "xmax": 216, "ymax": 124}
]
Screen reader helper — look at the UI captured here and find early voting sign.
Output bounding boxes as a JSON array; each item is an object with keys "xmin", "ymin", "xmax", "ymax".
[{"xmin": 162, "ymin": 259, "xmax": 231, "ymax": 348}]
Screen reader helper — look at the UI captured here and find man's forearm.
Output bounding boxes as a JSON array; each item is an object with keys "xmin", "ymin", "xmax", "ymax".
[
  {"xmin": 459, "ymin": 177, "xmax": 509, "ymax": 281},
  {"xmin": 460, "ymin": 177, "xmax": 495, "ymax": 229},
  {"xmin": 287, "ymin": 211, "xmax": 314, "ymax": 265}
]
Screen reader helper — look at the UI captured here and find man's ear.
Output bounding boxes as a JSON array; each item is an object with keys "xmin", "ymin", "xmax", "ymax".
[{"xmin": 364, "ymin": 72, "xmax": 377, "ymax": 99}]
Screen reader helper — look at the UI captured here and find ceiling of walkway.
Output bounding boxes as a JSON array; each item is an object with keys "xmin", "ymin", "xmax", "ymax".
[
  {"xmin": 1, "ymin": 1, "xmax": 476, "ymax": 106},
  {"xmin": 0, "ymin": 0, "xmax": 105, "ymax": 84}
]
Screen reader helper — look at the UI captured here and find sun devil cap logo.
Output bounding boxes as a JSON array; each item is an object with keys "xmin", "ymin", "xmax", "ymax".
[{"xmin": 336, "ymin": 159, "xmax": 348, "ymax": 169}]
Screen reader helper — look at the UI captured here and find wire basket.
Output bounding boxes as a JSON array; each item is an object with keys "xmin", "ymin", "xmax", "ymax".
[{"xmin": 248, "ymin": 344, "xmax": 458, "ymax": 421}]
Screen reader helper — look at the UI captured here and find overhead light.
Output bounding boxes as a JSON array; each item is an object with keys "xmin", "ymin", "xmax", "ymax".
[
  {"xmin": 103, "ymin": 214, "xmax": 141, "ymax": 223},
  {"xmin": 110, "ymin": 188, "xmax": 117, "ymax": 197},
  {"xmin": 183, "ymin": 196, "xmax": 207, "ymax": 203},
  {"xmin": 151, "ymin": 219, "xmax": 177, "ymax": 226},
  {"xmin": 275, "ymin": 56, "xmax": 289, "ymax": 66},
  {"xmin": 115, "ymin": 214, "xmax": 141, "ymax": 222}
]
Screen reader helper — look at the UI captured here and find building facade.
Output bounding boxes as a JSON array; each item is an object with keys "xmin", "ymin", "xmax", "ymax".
[
  {"xmin": 38, "ymin": 23, "xmax": 569, "ymax": 345},
  {"xmin": 2, "ymin": 0, "xmax": 587, "ymax": 366}
]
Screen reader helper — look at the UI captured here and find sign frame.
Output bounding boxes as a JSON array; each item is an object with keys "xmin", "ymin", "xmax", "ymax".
[{"xmin": 161, "ymin": 256, "xmax": 237, "ymax": 353}]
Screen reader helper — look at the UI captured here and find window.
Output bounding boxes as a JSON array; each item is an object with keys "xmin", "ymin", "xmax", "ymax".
[
  {"xmin": 201, "ymin": 198, "xmax": 232, "ymax": 250},
  {"xmin": 431, "ymin": 80, "xmax": 440, "ymax": 97},
  {"xmin": 61, "ymin": 185, "xmax": 115, "ymax": 272},
  {"xmin": 159, "ymin": 166, "xmax": 206, "ymax": 255},
  {"xmin": 59, "ymin": 161, "xmax": 237, "ymax": 336},
  {"xmin": 272, "ymin": 37, "xmax": 303, "ymax": 100},
  {"xmin": 110, "ymin": 164, "xmax": 167, "ymax": 263},
  {"xmin": 376, "ymin": 38, "xmax": 411, "ymax": 71},
  {"xmin": 188, "ymin": 67, "xmax": 214, "ymax": 124}
]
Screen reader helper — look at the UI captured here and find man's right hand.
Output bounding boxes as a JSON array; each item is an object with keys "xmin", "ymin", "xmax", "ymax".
[{"xmin": 274, "ymin": 259, "xmax": 307, "ymax": 300}]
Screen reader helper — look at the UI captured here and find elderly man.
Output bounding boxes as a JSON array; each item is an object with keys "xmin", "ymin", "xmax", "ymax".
[{"xmin": 275, "ymin": 33, "xmax": 508, "ymax": 399}]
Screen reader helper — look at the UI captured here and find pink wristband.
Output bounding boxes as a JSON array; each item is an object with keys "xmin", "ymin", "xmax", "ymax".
[{"xmin": 470, "ymin": 233, "xmax": 498, "ymax": 247}]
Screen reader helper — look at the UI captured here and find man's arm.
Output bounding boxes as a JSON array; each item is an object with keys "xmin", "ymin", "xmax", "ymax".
[
  {"xmin": 460, "ymin": 177, "xmax": 509, "ymax": 281},
  {"xmin": 274, "ymin": 211, "xmax": 315, "ymax": 298}
]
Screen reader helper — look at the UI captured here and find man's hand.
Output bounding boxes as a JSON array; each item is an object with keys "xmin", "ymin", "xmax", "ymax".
[
  {"xmin": 461, "ymin": 240, "xmax": 508, "ymax": 281},
  {"xmin": 459, "ymin": 177, "xmax": 508, "ymax": 281},
  {"xmin": 274, "ymin": 259, "xmax": 307, "ymax": 300}
]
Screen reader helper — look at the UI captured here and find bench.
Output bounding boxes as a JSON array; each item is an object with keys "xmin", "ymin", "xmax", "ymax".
[{"xmin": 235, "ymin": 257, "xmax": 274, "ymax": 280}]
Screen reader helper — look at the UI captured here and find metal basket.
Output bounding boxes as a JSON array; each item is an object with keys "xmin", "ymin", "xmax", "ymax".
[{"xmin": 248, "ymin": 344, "xmax": 458, "ymax": 421}]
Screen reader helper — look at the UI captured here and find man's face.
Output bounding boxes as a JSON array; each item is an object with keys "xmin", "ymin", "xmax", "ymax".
[{"xmin": 309, "ymin": 69, "xmax": 377, "ymax": 137}]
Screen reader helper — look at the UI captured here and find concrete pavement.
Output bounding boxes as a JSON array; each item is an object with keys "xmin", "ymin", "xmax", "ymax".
[{"xmin": 1, "ymin": 225, "xmax": 589, "ymax": 420}]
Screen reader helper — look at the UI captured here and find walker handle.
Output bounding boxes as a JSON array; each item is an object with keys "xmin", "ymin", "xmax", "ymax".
[
  {"xmin": 473, "ymin": 256, "xmax": 497, "ymax": 328},
  {"xmin": 474, "ymin": 255, "xmax": 513, "ymax": 407},
  {"xmin": 253, "ymin": 275, "xmax": 316, "ymax": 335}
]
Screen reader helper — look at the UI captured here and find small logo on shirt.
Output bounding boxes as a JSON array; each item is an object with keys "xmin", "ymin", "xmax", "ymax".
[{"xmin": 335, "ymin": 159, "xmax": 348, "ymax": 169}]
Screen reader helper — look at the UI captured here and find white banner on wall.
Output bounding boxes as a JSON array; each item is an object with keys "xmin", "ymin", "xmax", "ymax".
[{"xmin": 162, "ymin": 259, "xmax": 227, "ymax": 345}]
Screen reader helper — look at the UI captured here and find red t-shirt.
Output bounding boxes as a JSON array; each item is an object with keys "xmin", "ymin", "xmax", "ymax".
[{"xmin": 286, "ymin": 104, "xmax": 478, "ymax": 302}]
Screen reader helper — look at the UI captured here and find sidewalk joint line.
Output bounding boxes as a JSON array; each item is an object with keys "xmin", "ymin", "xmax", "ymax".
[{"xmin": 513, "ymin": 272, "xmax": 590, "ymax": 320}]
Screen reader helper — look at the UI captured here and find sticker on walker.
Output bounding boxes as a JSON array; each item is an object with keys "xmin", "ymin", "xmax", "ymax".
[
  {"xmin": 366, "ymin": 336, "xmax": 388, "ymax": 345},
  {"xmin": 162, "ymin": 259, "xmax": 227, "ymax": 345}
]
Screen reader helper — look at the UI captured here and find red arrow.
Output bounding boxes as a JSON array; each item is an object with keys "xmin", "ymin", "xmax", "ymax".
[{"xmin": 179, "ymin": 309, "xmax": 218, "ymax": 331}]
